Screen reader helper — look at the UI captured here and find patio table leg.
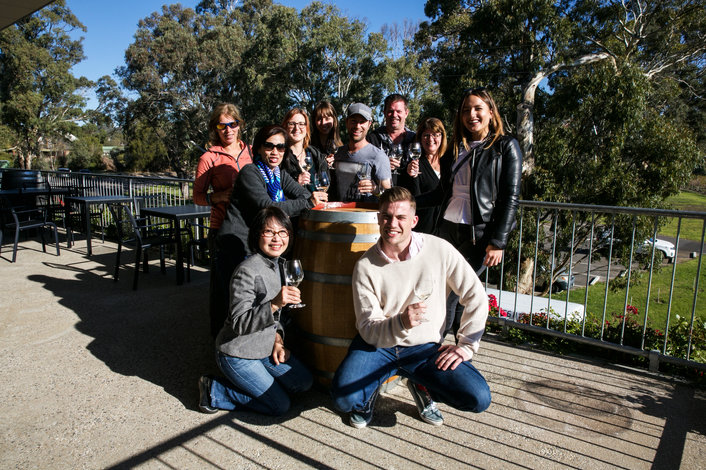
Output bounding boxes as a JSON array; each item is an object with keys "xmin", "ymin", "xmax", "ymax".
[{"xmin": 175, "ymin": 220, "xmax": 184, "ymax": 285}]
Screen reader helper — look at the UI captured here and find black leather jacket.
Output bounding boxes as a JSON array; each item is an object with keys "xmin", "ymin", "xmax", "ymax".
[{"xmin": 418, "ymin": 134, "xmax": 522, "ymax": 249}]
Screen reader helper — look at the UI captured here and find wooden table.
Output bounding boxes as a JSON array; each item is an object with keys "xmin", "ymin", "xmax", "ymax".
[
  {"xmin": 65, "ymin": 195, "xmax": 133, "ymax": 256},
  {"xmin": 139, "ymin": 204, "xmax": 211, "ymax": 285}
]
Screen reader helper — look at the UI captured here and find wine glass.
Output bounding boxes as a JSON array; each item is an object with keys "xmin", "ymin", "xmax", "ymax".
[
  {"xmin": 413, "ymin": 278, "xmax": 434, "ymax": 322},
  {"xmin": 325, "ymin": 141, "xmax": 336, "ymax": 168},
  {"xmin": 394, "ymin": 144, "xmax": 404, "ymax": 168},
  {"xmin": 316, "ymin": 171, "xmax": 330, "ymax": 192},
  {"xmin": 388, "ymin": 147, "xmax": 400, "ymax": 175},
  {"xmin": 356, "ymin": 162, "xmax": 372, "ymax": 197},
  {"xmin": 409, "ymin": 142, "xmax": 422, "ymax": 162},
  {"xmin": 303, "ymin": 154, "xmax": 313, "ymax": 172},
  {"xmin": 285, "ymin": 259, "xmax": 305, "ymax": 308}
]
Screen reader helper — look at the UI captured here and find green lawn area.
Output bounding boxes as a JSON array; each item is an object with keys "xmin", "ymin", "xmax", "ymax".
[
  {"xmin": 555, "ymin": 257, "xmax": 706, "ymax": 330},
  {"xmin": 661, "ymin": 191, "xmax": 706, "ymax": 241}
]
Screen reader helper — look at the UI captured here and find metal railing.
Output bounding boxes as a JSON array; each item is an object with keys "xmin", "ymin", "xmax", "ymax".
[
  {"xmin": 1, "ymin": 168, "xmax": 200, "ymax": 250},
  {"xmin": 43, "ymin": 171, "xmax": 193, "ymax": 205},
  {"xmin": 487, "ymin": 200, "xmax": 706, "ymax": 372}
]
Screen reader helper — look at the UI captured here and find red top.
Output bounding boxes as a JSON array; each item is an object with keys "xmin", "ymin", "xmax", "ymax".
[{"xmin": 193, "ymin": 142, "xmax": 253, "ymax": 230}]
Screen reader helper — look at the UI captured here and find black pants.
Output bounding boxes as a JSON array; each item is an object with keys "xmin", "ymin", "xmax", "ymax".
[
  {"xmin": 436, "ymin": 220, "xmax": 489, "ymax": 338},
  {"xmin": 209, "ymin": 233, "xmax": 247, "ymax": 338}
]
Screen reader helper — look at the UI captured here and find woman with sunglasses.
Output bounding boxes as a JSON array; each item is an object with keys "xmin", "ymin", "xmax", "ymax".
[
  {"xmin": 279, "ymin": 108, "xmax": 329, "ymax": 191},
  {"xmin": 310, "ymin": 100, "xmax": 343, "ymax": 168},
  {"xmin": 194, "ymin": 103, "xmax": 253, "ymax": 337},
  {"xmin": 398, "ymin": 117, "xmax": 448, "ymax": 234},
  {"xmin": 217, "ymin": 125, "xmax": 327, "ymax": 293},
  {"xmin": 199, "ymin": 206, "xmax": 313, "ymax": 416}
]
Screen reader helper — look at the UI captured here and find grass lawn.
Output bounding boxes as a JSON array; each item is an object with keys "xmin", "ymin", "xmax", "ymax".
[
  {"xmin": 555, "ymin": 257, "xmax": 706, "ymax": 330},
  {"xmin": 661, "ymin": 191, "xmax": 706, "ymax": 241}
]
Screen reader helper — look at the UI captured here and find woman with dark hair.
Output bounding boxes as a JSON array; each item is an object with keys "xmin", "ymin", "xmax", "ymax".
[
  {"xmin": 398, "ymin": 117, "xmax": 448, "ymax": 234},
  {"xmin": 215, "ymin": 126, "xmax": 327, "ymax": 335},
  {"xmin": 199, "ymin": 207, "xmax": 313, "ymax": 415},
  {"xmin": 193, "ymin": 103, "xmax": 253, "ymax": 339},
  {"xmin": 310, "ymin": 101, "xmax": 343, "ymax": 167},
  {"xmin": 280, "ymin": 108, "xmax": 329, "ymax": 192}
]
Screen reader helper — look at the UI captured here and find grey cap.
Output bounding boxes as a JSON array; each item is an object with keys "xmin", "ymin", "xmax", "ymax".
[{"xmin": 347, "ymin": 103, "xmax": 372, "ymax": 121}]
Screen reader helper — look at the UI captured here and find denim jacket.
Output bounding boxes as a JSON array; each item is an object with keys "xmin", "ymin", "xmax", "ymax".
[{"xmin": 216, "ymin": 253, "xmax": 284, "ymax": 359}]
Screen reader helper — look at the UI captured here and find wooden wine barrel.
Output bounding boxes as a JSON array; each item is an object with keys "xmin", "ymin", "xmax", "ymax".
[{"xmin": 293, "ymin": 203, "xmax": 380, "ymax": 387}]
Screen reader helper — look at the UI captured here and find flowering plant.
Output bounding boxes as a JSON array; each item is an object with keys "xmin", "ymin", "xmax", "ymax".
[{"xmin": 488, "ymin": 294, "xmax": 507, "ymax": 317}]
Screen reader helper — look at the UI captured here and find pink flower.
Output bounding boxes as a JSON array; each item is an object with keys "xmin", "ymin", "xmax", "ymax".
[{"xmin": 488, "ymin": 294, "xmax": 498, "ymax": 309}]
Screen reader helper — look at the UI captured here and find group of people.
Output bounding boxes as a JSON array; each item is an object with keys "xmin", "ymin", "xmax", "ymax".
[{"xmin": 193, "ymin": 89, "xmax": 522, "ymax": 428}]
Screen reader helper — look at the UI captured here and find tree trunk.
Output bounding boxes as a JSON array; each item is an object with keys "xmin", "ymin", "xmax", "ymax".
[
  {"xmin": 517, "ymin": 257, "xmax": 535, "ymax": 295},
  {"xmin": 514, "ymin": 52, "xmax": 612, "ymax": 295},
  {"xmin": 19, "ymin": 152, "xmax": 34, "ymax": 169},
  {"xmin": 516, "ymin": 101, "xmax": 535, "ymax": 176}
]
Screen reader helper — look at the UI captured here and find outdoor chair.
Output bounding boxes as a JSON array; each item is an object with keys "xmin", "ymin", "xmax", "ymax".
[
  {"xmin": 0, "ymin": 195, "xmax": 60, "ymax": 263},
  {"xmin": 64, "ymin": 185, "xmax": 109, "ymax": 245},
  {"xmin": 44, "ymin": 179, "xmax": 74, "ymax": 229},
  {"xmin": 107, "ymin": 202, "xmax": 175, "ymax": 290},
  {"xmin": 184, "ymin": 219, "xmax": 210, "ymax": 282}
]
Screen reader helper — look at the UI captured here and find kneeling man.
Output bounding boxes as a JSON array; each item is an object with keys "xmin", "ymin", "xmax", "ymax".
[{"xmin": 331, "ymin": 187, "xmax": 491, "ymax": 428}]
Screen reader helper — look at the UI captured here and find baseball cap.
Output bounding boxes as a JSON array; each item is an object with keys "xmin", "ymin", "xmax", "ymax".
[{"xmin": 347, "ymin": 103, "xmax": 372, "ymax": 121}]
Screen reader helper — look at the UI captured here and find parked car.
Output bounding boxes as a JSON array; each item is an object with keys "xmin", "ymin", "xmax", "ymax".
[
  {"xmin": 595, "ymin": 230, "xmax": 675, "ymax": 263},
  {"xmin": 638, "ymin": 238, "xmax": 675, "ymax": 262},
  {"xmin": 553, "ymin": 270, "xmax": 575, "ymax": 293}
]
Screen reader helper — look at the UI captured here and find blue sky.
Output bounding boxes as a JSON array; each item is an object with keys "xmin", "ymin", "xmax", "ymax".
[{"xmin": 65, "ymin": 0, "xmax": 428, "ymax": 106}]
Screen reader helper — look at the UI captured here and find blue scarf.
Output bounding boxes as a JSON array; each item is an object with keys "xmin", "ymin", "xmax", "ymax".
[{"xmin": 255, "ymin": 160, "xmax": 284, "ymax": 202}]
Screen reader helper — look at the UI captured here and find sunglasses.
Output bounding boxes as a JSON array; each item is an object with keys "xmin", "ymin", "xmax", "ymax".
[
  {"xmin": 262, "ymin": 142, "xmax": 287, "ymax": 151},
  {"xmin": 216, "ymin": 121, "xmax": 240, "ymax": 130}
]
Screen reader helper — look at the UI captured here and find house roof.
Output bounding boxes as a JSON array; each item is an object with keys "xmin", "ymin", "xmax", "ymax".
[{"xmin": 0, "ymin": 0, "xmax": 55, "ymax": 31}]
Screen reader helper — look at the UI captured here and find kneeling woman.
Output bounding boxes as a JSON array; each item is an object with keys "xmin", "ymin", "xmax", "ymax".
[{"xmin": 199, "ymin": 207, "xmax": 313, "ymax": 415}]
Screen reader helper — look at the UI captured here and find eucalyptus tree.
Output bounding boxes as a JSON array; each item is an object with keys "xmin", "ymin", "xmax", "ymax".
[
  {"xmin": 120, "ymin": 0, "xmax": 392, "ymax": 175},
  {"xmin": 288, "ymin": 1, "xmax": 389, "ymax": 117},
  {"xmin": 0, "ymin": 0, "xmax": 90, "ymax": 169},
  {"xmin": 416, "ymin": 0, "xmax": 704, "ymax": 292},
  {"xmin": 379, "ymin": 20, "xmax": 440, "ymax": 127},
  {"xmin": 119, "ymin": 4, "xmax": 248, "ymax": 176},
  {"xmin": 417, "ymin": 0, "xmax": 705, "ymax": 176}
]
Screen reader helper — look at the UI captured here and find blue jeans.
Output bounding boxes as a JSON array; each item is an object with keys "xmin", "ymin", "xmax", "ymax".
[
  {"xmin": 211, "ymin": 351, "xmax": 313, "ymax": 416},
  {"xmin": 331, "ymin": 335, "xmax": 491, "ymax": 414}
]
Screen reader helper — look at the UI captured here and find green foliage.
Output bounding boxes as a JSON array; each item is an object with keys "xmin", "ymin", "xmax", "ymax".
[
  {"xmin": 122, "ymin": 119, "xmax": 168, "ymax": 173},
  {"xmin": 290, "ymin": 2, "xmax": 389, "ymax": 115},
  {"xmin": 489, "ymin": 301, "xmax": 706, "ymax": 369},
  {"xmin": 537, "ymin": 62, "xmax": 700, "ymax": 207},
  {"xmin": 0, "ymin": 0, "xmax": 91, "ymax": 169},
  {"xmin": 378, "ymin": 21, "xmax": 439, "ymax": 128},
  {"xmin": 118, "ymin": 0, "xmax": 392, "ymax": 176},
  {"xmin": 417, "ymin": 0, "xmax": 578, "ymax": 124},
  {"xmin": 68, "ymin": 125, "xmax": 104, "ymax": 171}
]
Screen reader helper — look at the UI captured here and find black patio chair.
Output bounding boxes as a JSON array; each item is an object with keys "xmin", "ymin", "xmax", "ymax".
[
  {"xmin": 107, "ymin": 202, "xmax": 175, "ymax": 290},
  {"xmin": 0, "ymin": 195, "xmax": 60, "ymax": 263},
  {"xmin": 184, "ymin": 220, "xmax": 211, "ymax": 282}
]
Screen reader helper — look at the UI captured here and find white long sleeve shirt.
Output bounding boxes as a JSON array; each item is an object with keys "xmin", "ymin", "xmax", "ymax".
[{"xmin": 352, "ymin": 233, "xmax": 489, "ymax": 359}]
